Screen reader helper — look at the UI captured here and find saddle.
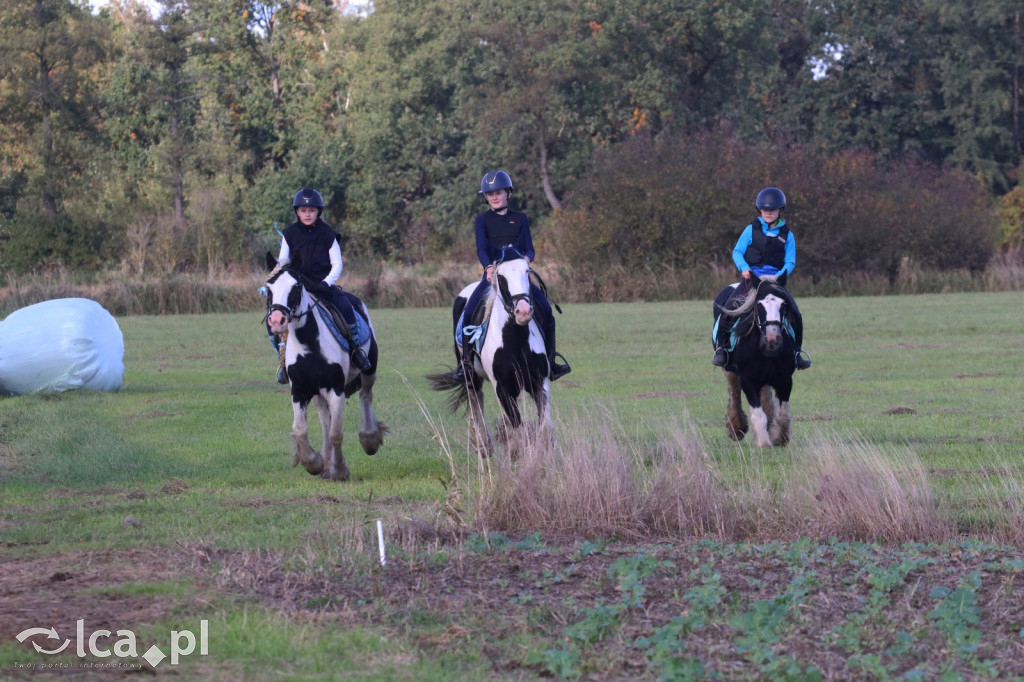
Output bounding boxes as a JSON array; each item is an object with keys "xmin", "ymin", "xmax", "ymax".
[{"xmin": 314, "ymin": 290, "xmax": 371, "ymax": 352}]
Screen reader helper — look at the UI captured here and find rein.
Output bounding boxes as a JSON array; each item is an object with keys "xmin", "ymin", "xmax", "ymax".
[{"xmin": 491, "ymin": 246, "xmax": 563, "ymax": 316}]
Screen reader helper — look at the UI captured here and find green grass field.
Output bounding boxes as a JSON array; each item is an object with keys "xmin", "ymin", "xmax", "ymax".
[{"xmin": 2, "ymin": 291, "xmax": 1023, "ymax": 680}]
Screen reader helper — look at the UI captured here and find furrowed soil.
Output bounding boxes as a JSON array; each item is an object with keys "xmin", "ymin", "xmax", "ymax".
[{"xmin": 4, "ymin": 534, "xmax": 1024, "ymax": 680}]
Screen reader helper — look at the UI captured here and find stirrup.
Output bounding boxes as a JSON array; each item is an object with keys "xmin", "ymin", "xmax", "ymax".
[
  {"xmin": 550, "ymin": 353, "xmax": 572, "ymax": 381},
  {"xmin": 795, "ymin": 349, "xmax": 812, "ymax": 370},
  {"xmin": 276, "ymin": 366, "xmax": 288, "ymax": 384},
  {"xmin": 712, "ymin": 348, "xmax": 728, "ymax": 367},
  {"xmin": 351, "ymin": 348, "xmax": 372, "ymax": 372}
]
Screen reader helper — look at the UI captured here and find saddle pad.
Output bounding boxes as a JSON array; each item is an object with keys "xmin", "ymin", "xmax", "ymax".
[
  {"xmin": 456, "ymin": 309, "xmax": 488, "ymax": 353},
  {"xmin": 316, "ymin": 300, "xmax": 370, "ymax": 352}
]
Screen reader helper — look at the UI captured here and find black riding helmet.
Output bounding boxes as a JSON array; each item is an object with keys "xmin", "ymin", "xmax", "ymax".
[
  {"xmin": 755, "ymin": 187, "xmax": 786, "ymax": 212},
  {"xmin": 292, "ymin": 188, "xmax": 325, "ymax": 217}
]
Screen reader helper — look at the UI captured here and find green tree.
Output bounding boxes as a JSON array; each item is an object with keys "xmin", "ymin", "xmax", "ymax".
[{"xmin": 0, "ymin": 0, "xmax": 115, "ymax": 271}]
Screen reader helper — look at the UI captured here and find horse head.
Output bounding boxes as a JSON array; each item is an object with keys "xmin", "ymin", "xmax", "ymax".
[
  {"xmin": 263, "ymin": 259, "xmax": 309, "ymax": 335},
  {"xmin": 755, "ymin": 285, "xmax": 788, "ymax": 358},
  {"xmin": 493, "ymin": 256, "xmax": 534, "ymax": 326}
]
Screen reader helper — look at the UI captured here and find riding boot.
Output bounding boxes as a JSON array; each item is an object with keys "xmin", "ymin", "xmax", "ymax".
[
  {"xmin": 544, "ymin": 324, "xmax": 572, "ymax": 381},
  {"xmin": 452, "ymin": 331, "xmax": 474, "ymax": 383},
  {"xmin": 790, "ymin": 312, "xmax": 811, "ymax": 369},
  {"xmin": 351, "ymin": 347, "xmax": 372, "ymax": 373},
  {"xmin": 711, "ymin": 316, "xmax": 728, "ymax": 367}
]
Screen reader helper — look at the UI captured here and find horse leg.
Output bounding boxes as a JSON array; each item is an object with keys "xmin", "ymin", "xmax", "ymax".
[
  {"xmin": 494, "ymin": 383, "xmax": 527, "ymax": 459},
  {"xmin": 771, "ymin": 400, "xmax": 792, "ymax": 446},
  {"xmin": 467, "ymin": 385, "xmax": 494, "ymax": 457},
  {"xmin": 356, "ymin": 371, "xmax": 387, "ymax": 456},
  {"xmin": 749, "ymin": 407, "xmax": 772, "ymax": 448},
  {"xmin": 759, "ymin": 386, "xmax": 776, "ymax": 425},
  {"xmin": 321, "ymin": 393, "xmax": 349, "ymax": 481},
  {"xmin": 770, "ymin": 375, "xmax": 794, "ymax": 447},
  {"xmin": 291, "ymin": 400, "xmax": 324, "ymax": 476},
  {"xmin": 532, "ymin": 380, "xmax": 554, "ymax": 449},
  {"xmin": 724, "ymin": 371, "xmax": 748, "ymax": 441},
  {"xmin": 740, "ymin": 376, "xmax": 771, "ymax": 448}
]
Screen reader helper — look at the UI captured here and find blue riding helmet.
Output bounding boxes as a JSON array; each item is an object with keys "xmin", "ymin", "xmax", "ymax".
[
  {"xmin": 755, "ymin": 187, "xmax": 786, "ymax": 211},
  {"xmin": 479, "ymin": 170, "xmax": 513, "ymax": 194}
]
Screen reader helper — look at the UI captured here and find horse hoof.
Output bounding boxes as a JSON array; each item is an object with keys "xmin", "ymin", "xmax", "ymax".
[
  {"xmin": 359, "ymin": 431, "xmax": 383, "ymax": 456},
  {"xmin": 302, "ymin": 454, "xmax": 324, "ymax": 476},
  {"xmin": 322, "ymin": 467, "xmax": 350, "ymax": 481}
]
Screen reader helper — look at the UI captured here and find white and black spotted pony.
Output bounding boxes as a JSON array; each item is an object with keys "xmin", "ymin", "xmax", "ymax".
[
  {"xmin": 428, "ymin": 254, "xmax": 553, "ymax": 456},
  {"xmin": 263, "ymin": 255, "xmax": 387, "ymax": 480},
  {"xmin": 712, "ymin": 275, "xmax": 796, "ymax": 447}
]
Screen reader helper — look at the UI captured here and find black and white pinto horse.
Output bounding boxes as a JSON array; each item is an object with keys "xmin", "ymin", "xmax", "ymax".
[
  {"xmin": 428, "ymin": 256, "xmax": 553, "ymax": 456},
  {"xmin": 264, "ymin": 256, "xmax": 387, "ymax": 480},
  {"xmin": 714, "ymin": 276, "xmax": 796, "ymax": 447}
]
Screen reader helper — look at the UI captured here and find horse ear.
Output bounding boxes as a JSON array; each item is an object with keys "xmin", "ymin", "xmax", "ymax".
[{"xmin": 266, "ymin": 251, "xmax": 277, "ymax": 271}]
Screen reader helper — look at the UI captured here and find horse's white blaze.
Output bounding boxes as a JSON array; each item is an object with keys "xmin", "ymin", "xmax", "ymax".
[{"xmin": 759, "ymin": 294, "xmax": 785, "ymax": 354}]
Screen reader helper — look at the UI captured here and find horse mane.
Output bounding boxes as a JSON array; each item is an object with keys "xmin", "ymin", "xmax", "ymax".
[
  {"xmin": 267, "ymin": 262, "xmax": 286, "ymax": 281},
  {"xmin": 719, "ymin": 281, "xmax": 788, "ymax": 318}
]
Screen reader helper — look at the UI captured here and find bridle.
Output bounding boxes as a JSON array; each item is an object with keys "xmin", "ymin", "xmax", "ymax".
[
  {"xmin": 753, "ymin": 282, "xmax": 787, "ymax": 339},
  {"xmin": 493, "ymin": 249, "xmax": 534, "ymax": 317},
  {"xmin": 261, "ymin": 270, "xmax": 311, "ymax": 326},
  {"xmin": 731, "ymin": 281, "xmax": 786, "ymax": 341}
]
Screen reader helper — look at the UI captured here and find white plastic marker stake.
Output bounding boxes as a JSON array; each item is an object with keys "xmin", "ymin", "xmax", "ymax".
[{"xmin": 376, "ymin": 518, "xmax": 386, "ymax": 566}]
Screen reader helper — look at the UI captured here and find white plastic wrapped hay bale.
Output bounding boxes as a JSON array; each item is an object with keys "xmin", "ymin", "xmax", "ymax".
[{"xmin": 0, "ymin": 298, "xmax": 125, "ymax": 396}]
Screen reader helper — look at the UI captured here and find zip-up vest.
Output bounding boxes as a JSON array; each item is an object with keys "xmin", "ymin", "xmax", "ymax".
[
  {"xmin": 283, "ymin": 219, "xmax": 340, "ymax": 281},
  {"xmin": 482, "ymin": 210, "xmax": 526, "ymax": 261},
  {"xmin": 743, "ymin": 220, "xmax": 789, "ymax": 270}
]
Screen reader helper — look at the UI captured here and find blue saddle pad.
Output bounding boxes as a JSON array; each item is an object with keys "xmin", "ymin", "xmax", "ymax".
[
  {"xmin": 456, "ymin": 310, "xmax": 488, "ymax": 353},
  {"xmin": 317, "ymin": 302, "xmax": 370, "ymax": 352}
]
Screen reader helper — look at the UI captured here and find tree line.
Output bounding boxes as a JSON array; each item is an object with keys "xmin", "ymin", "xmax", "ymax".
[{"xmin": 1, "ymin": 0, "xmax": 1021, "ymax": 284}]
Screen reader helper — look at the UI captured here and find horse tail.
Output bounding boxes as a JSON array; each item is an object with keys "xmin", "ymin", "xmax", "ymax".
[{"xmin": 426, "ymin": 369, "xmax": 470, "ymax": 413}]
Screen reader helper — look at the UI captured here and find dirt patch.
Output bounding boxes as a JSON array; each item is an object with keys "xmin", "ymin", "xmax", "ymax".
[
  {"xmin": 5, "ymin": 539, "xmax": 1024, "ymax": 679},
  {"xmin": 0, "ymin": 548, "xmax": 209, "ymax": 678}
]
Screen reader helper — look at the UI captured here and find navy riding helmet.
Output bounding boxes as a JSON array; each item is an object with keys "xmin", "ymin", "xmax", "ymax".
[
  {"xmin": 755, "ymin": 187, "xmax": 786, "ymax": 211},
  {"xmin": 479, "ymin": 170, "xmax": 513, "ymax": 194}
]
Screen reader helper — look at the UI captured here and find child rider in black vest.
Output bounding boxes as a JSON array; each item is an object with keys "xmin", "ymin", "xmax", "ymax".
[
  {"xmin": 712, "ymin": 187, "xmax": 812, "ymax": 370},
  {"xmin": 452, "ymin": 170, "xmax": 571, "ymax": 383},
  {"xmin": 273, "ymin": 188, "xmax": 373, "ymax": 381}
]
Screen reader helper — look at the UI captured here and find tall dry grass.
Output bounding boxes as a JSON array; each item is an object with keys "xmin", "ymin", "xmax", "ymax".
[
  {"xmin": 3, "ymin": 252, "xmax": 1023, "ymax": 316},
  {"xmin": 438, "ymin": 411, "xmax": 1024, "ymax": 546}
]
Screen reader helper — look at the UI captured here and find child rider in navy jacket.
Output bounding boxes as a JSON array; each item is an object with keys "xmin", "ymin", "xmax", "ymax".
[{"xmin": 452, "ymin": 170, "xmax": 571, "ymax": 382}]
